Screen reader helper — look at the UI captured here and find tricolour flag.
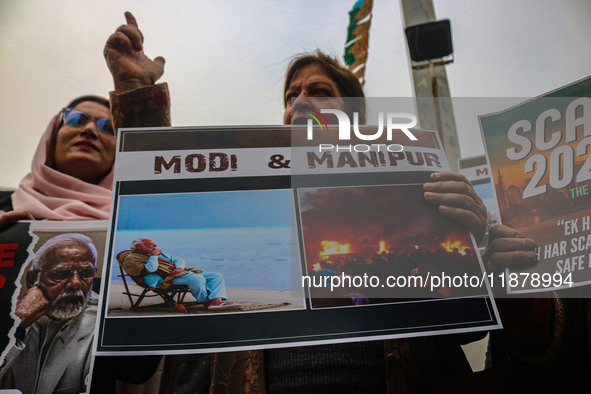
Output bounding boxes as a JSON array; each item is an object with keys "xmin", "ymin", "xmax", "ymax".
[{"xmin": 344, "ymin": 0, "xmax": 373, "ymax": 86}]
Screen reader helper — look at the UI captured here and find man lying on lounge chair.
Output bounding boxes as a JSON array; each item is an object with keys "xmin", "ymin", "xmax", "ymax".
[{"xmin": 123, "ymin": 238, "xmax": 240, "ymax": 310}]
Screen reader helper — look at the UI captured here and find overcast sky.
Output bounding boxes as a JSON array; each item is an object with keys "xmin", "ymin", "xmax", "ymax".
[{"xmin": 1, "ymin": 0, "xmax": 589, "ymax": 188}]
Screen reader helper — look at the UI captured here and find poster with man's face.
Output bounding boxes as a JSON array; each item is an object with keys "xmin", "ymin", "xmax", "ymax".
[{"xmin": 0, "ymin": 220, "xmax": 107, "ymax": 394}]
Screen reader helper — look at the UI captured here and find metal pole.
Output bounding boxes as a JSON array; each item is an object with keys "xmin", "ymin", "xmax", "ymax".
[{"xmin": 428, "ymin": 62, "xmax": 445, "ymax": 157}]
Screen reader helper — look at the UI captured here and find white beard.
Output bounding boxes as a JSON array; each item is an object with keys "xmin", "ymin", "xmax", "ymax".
[{"xmin": 46, "ymin": 289, "xmax": 90, "ymax": 320}]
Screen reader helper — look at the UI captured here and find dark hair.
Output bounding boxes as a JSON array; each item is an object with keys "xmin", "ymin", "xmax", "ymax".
[
  {"xmin": 66, "ymin": 95, "xmax": 110, "ymax": 110},
  {"xmin": 283, "ymin": 51, "xmax": 366, "ymax": 122}
]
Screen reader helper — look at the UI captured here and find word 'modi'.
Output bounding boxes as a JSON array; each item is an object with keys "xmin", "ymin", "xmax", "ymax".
[{"xmin": 154, "ymin": 153, "xmax": 237, "ymax": 174}]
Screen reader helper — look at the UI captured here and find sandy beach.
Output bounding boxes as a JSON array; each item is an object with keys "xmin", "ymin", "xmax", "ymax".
[{"xmin": 106, "ymin": 282, "xmax": 306, "ymax": 317}]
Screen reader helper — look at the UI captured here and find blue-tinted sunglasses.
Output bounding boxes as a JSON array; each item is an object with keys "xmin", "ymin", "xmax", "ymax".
[{"xmin": 61, "ymin": 108, "xmax": 114, "ymax": 136}]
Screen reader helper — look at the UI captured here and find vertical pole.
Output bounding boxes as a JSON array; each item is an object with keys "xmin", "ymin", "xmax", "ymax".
[
  {"xmin": 428, "ymin": 62, "xmax": 445, "ymax": 156},
  {"xmin": 400, "ymin": 0, "xmax": 460, "ymax": 170}
]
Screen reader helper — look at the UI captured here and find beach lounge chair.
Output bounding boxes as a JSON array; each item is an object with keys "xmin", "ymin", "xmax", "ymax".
[{"xmin": 116, "ymin": 250, "xmax": 190, "ymax": 313}]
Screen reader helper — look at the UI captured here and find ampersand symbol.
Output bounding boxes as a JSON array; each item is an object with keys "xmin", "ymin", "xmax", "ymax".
[{"xmin": 268, "ymin": 154, "xmax": 291, "ymax": 169}]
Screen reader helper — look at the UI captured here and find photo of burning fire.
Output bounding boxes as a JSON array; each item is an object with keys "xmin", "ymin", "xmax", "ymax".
[{"xmin": 298, "ymin": 184, "xmax": 487, "ymax": 306}]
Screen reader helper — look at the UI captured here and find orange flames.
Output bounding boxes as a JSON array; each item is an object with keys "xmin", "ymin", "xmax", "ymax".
[
  {"xmin": 314, "ymin": 241, "xmax": 351, "ymax": 272},
  {"xmin": 440, "ymin": 237, "xmax": 471, "ymax": 255},
  {"xmin": 317, "ymin": 239, "xmax": 389, "ymax": 261},
  {"xmin": 319, "ymin": 241, "xmax": 351, "ymax": 258},
  {"xmin": 377, "ymin": 239, "xmax": 389, "ymax": 254}
]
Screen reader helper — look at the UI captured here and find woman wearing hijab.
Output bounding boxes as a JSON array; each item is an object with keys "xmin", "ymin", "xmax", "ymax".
[
  {"xmin": 0, "ymin": 95, "xmax": 115, "ymax": 225},
  {"xmin": 0, "ymin": 95, "xmax": 164, "ymax": 392}
]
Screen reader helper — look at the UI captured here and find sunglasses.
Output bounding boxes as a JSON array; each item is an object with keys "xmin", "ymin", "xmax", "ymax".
[
  {"xmin": 45, "ymin": 266, "xmax": 97, "ymax": 282},
  {"xmin": 61, "ymin": 108, "xmax": 114, "ymax": 136}
]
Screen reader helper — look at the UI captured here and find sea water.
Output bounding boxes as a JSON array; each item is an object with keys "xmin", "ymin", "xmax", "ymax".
[{"xmin": 110, "ymin": 227, "xmax": 295, "ymax": 291}]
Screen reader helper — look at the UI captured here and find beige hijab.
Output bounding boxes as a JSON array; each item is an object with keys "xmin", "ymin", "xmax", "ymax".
[{"xmin": 11, "ymin": 113, "xmax": 113, "ymax": 220}]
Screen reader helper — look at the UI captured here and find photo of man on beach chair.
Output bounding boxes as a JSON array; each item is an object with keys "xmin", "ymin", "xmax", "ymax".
[{"xmin": 120, "ymin": 238, "xmax": 241, "ymax": 312}]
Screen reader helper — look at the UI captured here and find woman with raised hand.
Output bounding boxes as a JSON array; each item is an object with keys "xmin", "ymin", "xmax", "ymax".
[{"xmin": 102, "ymin": 11, "xmax": 559, "ymax": 394}]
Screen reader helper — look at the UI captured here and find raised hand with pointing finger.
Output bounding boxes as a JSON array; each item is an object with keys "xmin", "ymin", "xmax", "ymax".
[
  {"xmin": 104, "ymin": 11, "xmax": 165, "ymax": 93},
  {"xmin": 105, "ymin": 12, "xmax": 171, "ymax": 131}
]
